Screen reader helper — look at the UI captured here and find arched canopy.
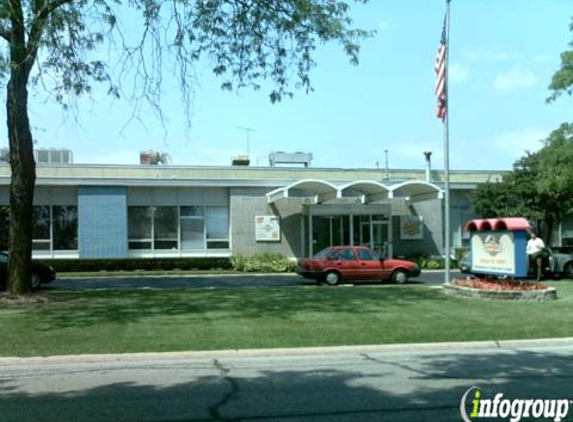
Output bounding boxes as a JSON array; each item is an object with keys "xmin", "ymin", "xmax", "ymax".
[
  {"xmin": 267, "ymin": 179, "xmax": 339, "ymax": 204},
  {"xmin": 339, "ymin": 180, "xmax": 391, "ymax": 204},
  {"xmin": 267, "ymin": 179, "xmax": 444, "ymax": 205},
  {"xmin": 464, "ymin": 217, "xmax": 531, "ymax": 232},
  {"xmin": 390, "ymin": 181, "xmax": 443, "ymax": 203}
]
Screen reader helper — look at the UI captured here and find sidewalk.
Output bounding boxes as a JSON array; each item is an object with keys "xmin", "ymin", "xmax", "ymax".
[{"xmin": 3, "ymin": 336, "xmax": 573, "ymax": 366}]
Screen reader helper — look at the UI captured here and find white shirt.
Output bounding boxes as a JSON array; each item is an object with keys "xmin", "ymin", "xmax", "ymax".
[{"xmin": 526, "ymin": 237, "xmax": 545, "ymax": 255}]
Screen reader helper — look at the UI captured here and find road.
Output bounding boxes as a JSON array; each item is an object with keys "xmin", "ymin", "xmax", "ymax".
[
  {"xmin": 47, "ymin": 270, "xmax": 462, "ymax": 290},
  {"xmin": 1, "ymin": 340, "xmax": 573, "ymax": 422}
]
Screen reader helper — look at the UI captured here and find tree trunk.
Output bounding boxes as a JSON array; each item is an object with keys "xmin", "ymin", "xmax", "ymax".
[{"xmin": 6, "ymin": 66, "xmax": 36, "ymax": 294}]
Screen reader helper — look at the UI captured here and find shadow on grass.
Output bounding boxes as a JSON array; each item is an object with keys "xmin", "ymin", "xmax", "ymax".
[
  {"xmin": 28, "ymin": 286, "xmax": 444, "ymax": 330},
  {"xmin": 1, "ymin": 348, "xmax": 573, "ymax": 422}
]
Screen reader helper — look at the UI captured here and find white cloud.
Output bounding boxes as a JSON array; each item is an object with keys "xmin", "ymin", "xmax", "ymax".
[
  {"xmin": 449, "ymin": 64, "xmax": 469, "ymax": 83},
  {"xmin": 494, "ymin": 68, "xmax": 537, "ymax": 91}
]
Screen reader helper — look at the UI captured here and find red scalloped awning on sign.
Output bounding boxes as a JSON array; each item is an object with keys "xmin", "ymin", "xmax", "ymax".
[{"xmin": 464, "ymin": 217, "xmax": 531, "ymax": 232}]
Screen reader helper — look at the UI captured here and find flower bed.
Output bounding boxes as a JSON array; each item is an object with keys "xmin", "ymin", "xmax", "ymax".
[
  {"xmin": 443, "ymin": 278, "xmax": 557, "ymax": 301},
  {"xmin": 453, "ymin": 278, "xmax": 549, "ymax": 291}
]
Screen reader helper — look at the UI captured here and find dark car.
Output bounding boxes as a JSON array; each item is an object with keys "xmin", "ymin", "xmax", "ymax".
[
  {"xmin": 458, "ymin": 248, "xmax": 573, "ymax": 279},
  {"xmin": 296, "ymin": 245, "xmax": 421, "ymax": 285},
  {"xmin": 0, "ymin": 252, "xmax": 56, "ymax": 290}
]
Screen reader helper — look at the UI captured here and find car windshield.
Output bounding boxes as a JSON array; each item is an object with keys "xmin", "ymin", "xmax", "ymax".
[{"xmin": 313, "ymin": 248, "xmax": 333, "ymax": 259}]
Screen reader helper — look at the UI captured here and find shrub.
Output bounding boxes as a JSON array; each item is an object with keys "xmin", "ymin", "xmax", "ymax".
[
  {"xmin": 407, "ymin": 255, "xmax": 447, "ymax": 270},
  {"xmin": 39, "ymin": 257, "xmax": 232, "ymax": 273},
  {"xmin": 455, "ymin": 247, "xmax": 469, "ymax": 262},
  {"xmin": 230, "ymin": 253, "xmax": 296, "ymax": 273},
  {"xmin": 421, "ymin": 259, "xmax": 443, "ymax": 270}
]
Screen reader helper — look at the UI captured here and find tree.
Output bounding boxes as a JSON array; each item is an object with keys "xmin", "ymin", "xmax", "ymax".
[
  {"xmin": 547, "ymin": 19, "xmax": 573, "ymax": 103},
  {"xmin": 535, "ymin": 123, "xmax": 573, "ymax": 221},
  {"xmin": 473, "ymin": 14, "xmax": 573, "ymax": 243},
  {"xmin": 0, "ymin": 1, "xmax": 371, "ymax": 294},
  {"xmin": 471, "ymin": 152, "xmax": 550, "ymax": 236},
  {"xmin": 471, "ymin": 125, "xmax": 573, "ymax": 243}
]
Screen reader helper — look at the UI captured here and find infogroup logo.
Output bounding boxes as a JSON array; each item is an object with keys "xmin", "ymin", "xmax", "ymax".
[{"xmin": 460, "ymin": 386, "xmax": 571, "ymax": 422}]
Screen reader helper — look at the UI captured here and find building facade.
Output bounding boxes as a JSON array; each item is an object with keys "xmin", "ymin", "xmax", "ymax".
[{"xmin": 0, "ymin": 163, "xmax": 508, "ymax": 260}]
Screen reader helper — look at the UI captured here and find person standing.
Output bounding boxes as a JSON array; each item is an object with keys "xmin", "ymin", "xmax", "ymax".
[{"xmin": 526, "ymin": 230, "xmax": 545, "ymax": 282}]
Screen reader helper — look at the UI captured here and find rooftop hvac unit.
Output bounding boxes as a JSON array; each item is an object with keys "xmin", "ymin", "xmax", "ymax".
[
  {"xmin": 34, "ymin": 148, "xmax": 73, "ymax": 164},
  {"xmin": 140, "ymin": 150, "xmax": 172, "ymax": 165},
  {"xmin": 269, "ymin": 151, "xmax": 312, "ymax": 167},
  {"xmin": 231, "ymin": 155, "xmax": 250, "ymax": 166},
  {"xmin": 140, "ymin": 151, "xmax": 152, "ymax": 164}
]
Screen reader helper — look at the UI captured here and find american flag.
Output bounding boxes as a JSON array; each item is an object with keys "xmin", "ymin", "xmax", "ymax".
[{"xmin": 435, "ymin": 17, "xmax": 447, "ymax": 120}]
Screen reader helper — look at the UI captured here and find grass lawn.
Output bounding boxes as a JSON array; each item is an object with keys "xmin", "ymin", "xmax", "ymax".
[{"xmin": 2, "ymin": 282, "xmax": 573, "ymax": 357}]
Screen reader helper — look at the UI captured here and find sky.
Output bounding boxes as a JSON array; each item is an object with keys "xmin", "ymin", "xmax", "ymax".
[{"xmin": 1, "ymin": 0, "xmax": 572, "ymax": 171}]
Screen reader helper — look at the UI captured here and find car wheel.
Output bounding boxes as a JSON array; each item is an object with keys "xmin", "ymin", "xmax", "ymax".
[
  {"xmin": 563, "ymin": 262, "xmax": 573, "ymax": 279},
  {"xmin": 31, "ymin": 272, "xmax": 41, "ymax": 290},
  {"xmin": 324, "ymin": 271, "xmax": 340, "ymax": 286},
  {"xmin": 392, "ymin": 269, "xmax": 408, "ymax": 284}
]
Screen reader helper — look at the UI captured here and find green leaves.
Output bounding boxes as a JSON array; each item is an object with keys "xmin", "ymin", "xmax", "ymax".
[
  {"xmin": 472, "ymin": 124, "xmax": 573, "ymax": 241},
  {"xmin": 536, "ymin": 123, "xmax": 573, "ymax": 208},
  {"xmin": 547, "ymin": 51, "xmax": 573, "ymax": 103},
  {"xmin": 184, "ymin": 0, "xmax": 372, "ymax": 102}
]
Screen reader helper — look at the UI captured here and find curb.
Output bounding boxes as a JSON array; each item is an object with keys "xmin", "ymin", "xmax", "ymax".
[{"xmin": 2, "ymin": 337, "xmax": 573, "ymax": 367}]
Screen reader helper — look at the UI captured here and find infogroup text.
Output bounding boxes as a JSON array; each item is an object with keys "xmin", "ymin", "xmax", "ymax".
[{"xmin": 460, "ymin": 387, "xmax": 571, "ymax": 422}]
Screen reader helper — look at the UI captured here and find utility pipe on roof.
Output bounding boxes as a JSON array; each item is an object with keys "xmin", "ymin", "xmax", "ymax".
[{"xmin": 423, "ymin": 151, "xmax": 432, "ymax": 182}]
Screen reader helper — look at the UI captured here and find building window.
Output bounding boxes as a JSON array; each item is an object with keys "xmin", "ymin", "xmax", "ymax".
[
  {"xmin": 154, "ymin": 207, "xmax": 178, "ymax": 250},
  {"xmin": 0, "ymin": 206, "xmax": 9, "ymax": 251},
  {"xmin": 0, "ymin": 206, "xmax": 77, "ymax": 252},
  {"xmin": 53, "ymin": 206, "xmax": 78, "ymax": 250},
  {"xmin": 33, "ymin": 206, "xmax": 51, "ymax": 250},
  {"xmin": 206, "ymin": 206, "xmax": 230, "ymax": 249},
  {"xmin": 180, "ymin": 206, "xmax": 204, "ymax": 250},
  {"xmin": 128, "ymin": 206, "xmax": 153, "ymax": 250},
  {"xmin": 31, "ymin": 205, "xmax": 78, "ymax": 251},
  {"xmin": 128, "ymin": 205, "xmax": 229, "ymax": 252}
]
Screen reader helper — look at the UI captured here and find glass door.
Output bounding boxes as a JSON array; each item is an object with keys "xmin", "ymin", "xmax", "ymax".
[
  {"xmin": 353, "ymin": 216, "xmax": 371, "ymax": 247},
  {"xmin": 373, "ymin": 222, "xmax": 389, "ymax": 257}
]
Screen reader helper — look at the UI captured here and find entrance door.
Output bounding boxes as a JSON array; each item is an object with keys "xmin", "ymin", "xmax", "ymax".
[
  {"xmin": 306, "ymin": 213, "xmax": 389, "ymax": 257},
  {"xmin": 373, "ymin": 222, "xmax": 389, "ymax": 257},
  {"xmin": 354, "ymin": 216, "xmax": 371, "ymax": 247}
]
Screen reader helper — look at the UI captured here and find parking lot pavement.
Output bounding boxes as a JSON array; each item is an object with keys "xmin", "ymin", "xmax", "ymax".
[{"xmin": 46, "ymin": 271, "xmax": 453, "ymax": 290}]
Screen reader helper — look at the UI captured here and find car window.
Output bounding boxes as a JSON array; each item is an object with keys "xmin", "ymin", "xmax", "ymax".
[
  {"xmin": 332, "ymin": 248, "xmax": 356, "ymax": 261},
  {"xmin": 313, "ymin": 248, "xmax": 332, "ymax": 259},
  {"xmin": 358, "ymin": 249, "xmax": 377, "ymax": 261}
]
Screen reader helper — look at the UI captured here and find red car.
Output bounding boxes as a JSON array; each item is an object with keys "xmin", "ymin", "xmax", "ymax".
[{"xmin": 296, "ymin": 246, "xmax": 421, "ymax": 285}]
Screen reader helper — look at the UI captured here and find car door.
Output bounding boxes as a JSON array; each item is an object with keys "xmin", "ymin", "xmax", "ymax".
[
  {"xmin": 356, "ymin": 248, "xmax": 384, "ymax": 280},
  {"xmin": 331, "ymin": 248, "xmax": 360, "ymax": 279}
]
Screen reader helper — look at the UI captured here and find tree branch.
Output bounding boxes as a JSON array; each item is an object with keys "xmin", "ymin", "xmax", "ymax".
[{"xmin": 25, "ymin": 0, "xmax": 76, "ymax": 75}]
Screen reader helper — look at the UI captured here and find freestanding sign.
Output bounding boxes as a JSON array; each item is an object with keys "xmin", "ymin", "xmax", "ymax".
[{"xmin": 464, "ymin": 218, "xmax": 530, "ymax": 278}]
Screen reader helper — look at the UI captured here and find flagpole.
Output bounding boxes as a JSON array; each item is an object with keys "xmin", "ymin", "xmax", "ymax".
[{"xmin": 443, "ymin": 0, "xmax": 452, "ymax": 285}]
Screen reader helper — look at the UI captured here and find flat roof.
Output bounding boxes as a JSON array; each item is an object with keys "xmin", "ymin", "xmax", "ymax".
[{"xmin": 0, "ymin": 163, "xmax": 505, "ymax": 188}]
